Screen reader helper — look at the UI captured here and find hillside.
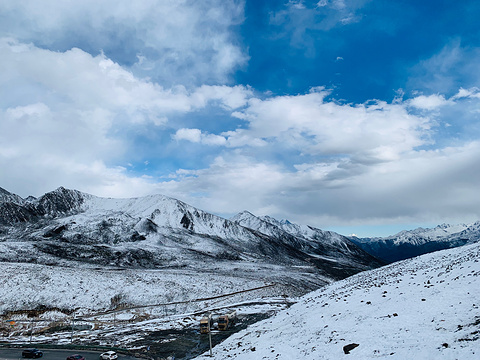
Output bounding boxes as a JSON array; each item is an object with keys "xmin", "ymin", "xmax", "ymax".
[
  {"xmin": 0, "ymin": 186, "xmax": 382, "ymax": 315},
  {"xmin": 195, "ymin": 241, "xmax": 480, "ymax": 359}
]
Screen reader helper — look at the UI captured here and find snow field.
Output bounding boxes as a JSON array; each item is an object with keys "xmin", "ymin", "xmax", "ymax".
[
  {"xmin": 0, "ymin": 264, "xmax": 269, "ymax": 316},
  {"xmin": 194, "ymin": 242, "xmax": 480, "ymax": 359}
]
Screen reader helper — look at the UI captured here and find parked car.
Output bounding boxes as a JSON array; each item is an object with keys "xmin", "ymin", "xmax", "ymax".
[
  {"xmin": 22, "ymin": 349, "xmax": 43, "ymax": 358},
  {"xmin": 66, "ymin": 355, "xmax": 85, "ymax": 360},
  {"xmin": 99, "ymin": 351, "xmax": 118, "ymax": 360}
]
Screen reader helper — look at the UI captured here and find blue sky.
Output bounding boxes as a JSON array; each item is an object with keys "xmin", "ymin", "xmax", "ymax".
[{"xmin": 1, "ymin": 0, "xmax": 480, "ymax": 237}]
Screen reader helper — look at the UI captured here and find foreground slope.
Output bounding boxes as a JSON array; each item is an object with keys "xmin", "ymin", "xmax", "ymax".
[{"xmin": 195, "ymin": 242, "xmax": 480, "ymax": 359}]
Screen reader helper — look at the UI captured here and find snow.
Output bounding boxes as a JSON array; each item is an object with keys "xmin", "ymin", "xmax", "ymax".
[
  {"xmin": 388, "ymin": 223, "xmax": 469, "ymax": 245},
  {"xmin": 2, "ymin": 187, "xmax": 478, "ymax": 357},
  {"xmin": 0, "ymin": 262, "xmax": 279, "ymax": 315},
  {"xmin": 194, "ymin": 242, "xmax": 480, "ymax": 359},
  {"xmin": 81, "ymin": 194, "xmax": 242, "ymax": 239},
  {"xmin": 232, "ymin": 211, "xmax": 349, "ymax": 247},
  {"xmin": 0, "ymin": 260, "xmax": 301, "ymax": 348}
]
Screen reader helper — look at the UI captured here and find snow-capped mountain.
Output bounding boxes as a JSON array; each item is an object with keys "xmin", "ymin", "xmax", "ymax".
[
  {"xmin": 194, "ymin": 240, "xmax": 480, "ymax": 360},
  {"xmin": 231, "ymin": 211, "xmax": 383, "ymax": 279},
  {"xmin": 1, "ymin": 186, "xmax": 478, "ymax": 358},
  {"xmin": 350, "ymin": 222, "xmax": 480, "ymax": 263},
  {"xmin": 0, "ymin": 186, "xmax": 25, "ymax": 204},
  {"xmin": 0, "ymin": 186, "xmax": 381, "ymax": 302}
]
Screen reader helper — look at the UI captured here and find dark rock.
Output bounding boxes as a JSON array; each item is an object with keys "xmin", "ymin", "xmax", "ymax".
[
  {"xmin": 180, "ymin": 213, "xmax": 194, "ymax": 230},
  {"xmin": 343, "ymin": 343, "xmax": 359, "ymax": 354}
]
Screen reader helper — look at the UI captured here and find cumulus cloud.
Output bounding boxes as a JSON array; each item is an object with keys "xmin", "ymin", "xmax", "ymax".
[
  {"xmin": 173, "ymin": 128, "xmax": 227, "ymax": 146},
  {"xmin": 229, "ymin": 88, "xmax": 432, "ymax": 162},
  {"xmin": 153, "ymin": 139, "xmax": 480, "ymax": 228},
  {"xmin": 0, "ymin": 38, "xmax": 195, "ymax": 120},
  {"xmin": 190, "ymin": 85, "xmax": 253, "ymax": 110},
  {"xmin": 0, "ymin": 39, "xmax": 248, "ymax": 197},
  {"xmin": 408, "ymin": 94, "xmax": 450, "ymax": 110},
  {"xmin": 0, "ymin": 0, "xmax": 247, "ymax": 85},
  {"xmin": 151, "ymin": 87, "xmax": 480, "ymax": 228}
]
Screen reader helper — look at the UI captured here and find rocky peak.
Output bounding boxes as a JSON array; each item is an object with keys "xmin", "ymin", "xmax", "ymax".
[
  {"xmin": 0, "ymin": 187, "xmax": 24, "ymax": 205},
  {"xmin": 230, "ymin": 210, "xmax": 256, "ymax": 223},
  {"xmin": 35, "ymin": 187, "xmax": 87, "ymax": 216}
]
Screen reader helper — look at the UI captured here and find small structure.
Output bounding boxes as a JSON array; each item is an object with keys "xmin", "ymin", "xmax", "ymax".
[
  {"xmin": 199, "ymin": 314, "xmax": 212, "ymax": 334},
  {"xmin": 217, "ymin": 310, "xmax": 236, "ymax": 331}
]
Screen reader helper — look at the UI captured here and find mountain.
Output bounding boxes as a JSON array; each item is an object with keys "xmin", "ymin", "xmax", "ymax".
[
  {"xmin": 350, "ymin": 222, "xmax": 480, "ymax": 263},
  {"xmin": 194, "ymin": 241, "xmax": 480, "ymax": 360},
  {"xmin": 0, "ymin": 186, "xmax": 382, "ymax": 305},
  {"xmin": 1, "ymin": 186, "xmax": 478, "ymax": 358},
  {"xmin": 0, "ymin": 187, "xmax": 25, "ymax": 204},
  {"xmin": 231, "ymin": 211, "xmax": 383, "ymax": 278}
]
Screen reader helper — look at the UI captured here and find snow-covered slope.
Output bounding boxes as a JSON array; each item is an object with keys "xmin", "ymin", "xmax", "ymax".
[
  {"xmin": 0, "ymin": 186, "xmax": 385, "ymax": 315},
  {"xmin": 232, "ymin": 211, "xmax": 348, "ymax": 246},
  {"xmin": 232, "ymin": 211, "xmax": 384, "ymax": 278},
  {"xmin": 195, "ymin": 241, "xmax": 480, "ymax": 360},
  {"xmin": 388, "ymin": 223, "xmax": 471, "ymax": 245},
  {"xmin": 0, "ymin": 187, "xmax": 24, "ymax": 204},
  {"xmin": 351, "ymin": 222, "xmax": 480, "ymax": 263}
]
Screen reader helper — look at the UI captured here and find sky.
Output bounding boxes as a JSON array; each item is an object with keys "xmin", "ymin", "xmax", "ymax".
[{"xmin": 1, "ymin": 0, "xmax": 480, "ymax": 237}]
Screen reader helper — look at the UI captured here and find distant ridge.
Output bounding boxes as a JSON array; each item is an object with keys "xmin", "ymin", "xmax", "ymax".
[{"xmin": 350, "ymin": 222, "xmax": 480, "ymax": 263}]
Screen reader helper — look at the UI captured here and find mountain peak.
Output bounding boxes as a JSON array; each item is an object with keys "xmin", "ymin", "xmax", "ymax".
[
  {"xmin": 0, "ymin": 187, "xmax": 24, "ymax": 205},
  {"xmin": 230, "ymin": 210, "xmax": 256, "ymax": 222},
  {"xmin": 36, "ymin": 187, "xmax": 87, "ymax": 216}
]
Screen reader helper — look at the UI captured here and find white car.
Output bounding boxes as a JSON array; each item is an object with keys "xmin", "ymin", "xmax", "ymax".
[{"xmin": 99, "ymin": 351, "xmax": 118, "ymax": 360}]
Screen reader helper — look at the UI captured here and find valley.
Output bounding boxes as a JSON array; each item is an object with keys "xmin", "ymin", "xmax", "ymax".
[{"xmin": 0, "ymin": 186, "xmax": 479, "ymax": 359}]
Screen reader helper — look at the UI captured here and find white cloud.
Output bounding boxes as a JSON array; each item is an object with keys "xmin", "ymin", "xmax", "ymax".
[
  {"xmin": 332, "ymin": 0, "xmax": 347, "ymax": 10},
  {"xmin": 173, "ymin": 129, "xmax": 203, "ymax": 143},
  {"xmin": 153, "ymin": 155, "xmax": 288, "ymax": 216},
  {"xmin": 0, "ymin": 38, "xmax": 196, "ymax": 121},
  {"xmin": 151, "ymin": 89, "xmax": 480, "ymax": 227},
  {"xmin": 173, "ymin": 128, "xmax": 227, "ymax": 146},
  {"xmin": 408, "ymin": 40, "xmax": 480, "ymax": 95},
  {"xmin": 408, "ymin": 94, "xmax": 450, "ymax": 110},
  {"xmin": 0, "ymin": 38, "xmax": 253, "ymax": 122},
  {"xmin": 150, "ymin": 139, "xmax": 480, "ymax": 228},
  {"xmin": 451, "ymin": 87, "xmax": 480, "ymax": 100},
  {"xmin": 288, "ymin": 1, "xmax": 306, "ymax": 10},
  {"xmin": 0, "ymin": 39, "xmax": 246, "ymax": 197},
  {"xmin": 190, "ymin": 85, "xmax": 253, "ymax": 110},
  {"xmin": 0, "ymin": 0, "xmax": 247, "ymax": 85},
  {"xmin": 229, "ymin": 88, "xmax": 432, "ymax": 162}
]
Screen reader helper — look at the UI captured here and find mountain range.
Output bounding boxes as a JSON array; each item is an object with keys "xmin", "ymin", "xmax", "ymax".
[
  {"xmin": 1, "ymin": 186, "xmax": 479, "ymax": 358},
  {"xmin": 0, "ymin": 186, "xmax": 382, "ymax": 306},
  {"xmin": 351, "ymin": 222, "xmax": 480, "ymax": 263}
]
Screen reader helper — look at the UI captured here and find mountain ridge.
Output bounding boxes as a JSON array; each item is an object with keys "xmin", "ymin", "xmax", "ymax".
[
  {"xmin": 350, "ymin": 221, "xmax": 480, "ymax": 263},
  {"xmin": 0, "ymin": 186, "xmax": 382, "ymax": 294}
]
